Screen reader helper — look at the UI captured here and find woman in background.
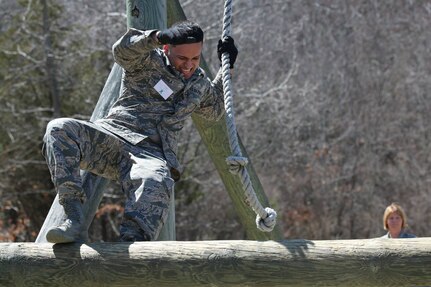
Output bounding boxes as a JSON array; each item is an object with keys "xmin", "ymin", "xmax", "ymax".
[{"xmin": 381, "ymin": 203, "xmax": 416, "ymax": 238}]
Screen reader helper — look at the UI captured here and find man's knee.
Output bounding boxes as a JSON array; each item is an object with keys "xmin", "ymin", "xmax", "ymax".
[{"xmin": 45, "ymin": 118, "xmax": 77, "ymax": 136}]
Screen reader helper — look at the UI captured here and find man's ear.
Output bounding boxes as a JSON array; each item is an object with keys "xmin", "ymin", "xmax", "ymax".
[{"xmin": 163, "ymin": 44, "xmax": 169, "ymax": 54}]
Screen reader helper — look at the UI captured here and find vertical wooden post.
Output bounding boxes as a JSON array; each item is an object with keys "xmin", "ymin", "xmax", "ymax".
[
  {"xmin": 124, "ymin": 0, "xmax": 175, "ymax": 241},
  {"xmin": 167, "ymin": 0, "xmax": 283, "ymax": 240},
  {"xmin": 36, "ymin": 0, "xmax": 175, "ymax": 242}
]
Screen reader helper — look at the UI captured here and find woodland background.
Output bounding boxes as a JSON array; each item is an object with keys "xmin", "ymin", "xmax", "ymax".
[{"xmin": 0, "ymin": 0, "xmax": 430, "ymax": 242}]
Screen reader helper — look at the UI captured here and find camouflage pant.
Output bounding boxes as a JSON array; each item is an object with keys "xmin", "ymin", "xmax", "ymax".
[{"xmin": 43, "ymin": 118, "xmax": 174, "ymax": 241}]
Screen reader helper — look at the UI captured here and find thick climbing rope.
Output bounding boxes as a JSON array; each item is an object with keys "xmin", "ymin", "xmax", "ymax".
[{"xmin": 220, "ymin": 0, "xmax": 277, "ymax": 232}]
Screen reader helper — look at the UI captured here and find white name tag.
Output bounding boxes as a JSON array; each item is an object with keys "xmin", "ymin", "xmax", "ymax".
[{"xmin": 154, "ymin": 79, "xmax": 173, "ymax": 100}]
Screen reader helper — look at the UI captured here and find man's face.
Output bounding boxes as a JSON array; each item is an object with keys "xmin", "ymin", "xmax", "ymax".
[{"xmin": 164, "ymin": 42, "xmax": 202, "ymax": 79}]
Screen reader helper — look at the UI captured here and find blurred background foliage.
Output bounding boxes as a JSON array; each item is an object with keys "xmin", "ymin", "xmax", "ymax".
[{"xmin": 1, "ymin": 0, "xmax": 430, "ymax": 242}]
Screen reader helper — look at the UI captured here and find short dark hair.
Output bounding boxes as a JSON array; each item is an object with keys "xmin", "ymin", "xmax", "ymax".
[{"xmin": 170, "ymin": 20, "xmax": 204, "ymax": 44}]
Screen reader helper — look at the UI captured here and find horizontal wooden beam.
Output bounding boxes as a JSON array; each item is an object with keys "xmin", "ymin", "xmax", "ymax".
[{"xmin": 1, "ymin": 238, "xmax": 431, "ymax": 286}]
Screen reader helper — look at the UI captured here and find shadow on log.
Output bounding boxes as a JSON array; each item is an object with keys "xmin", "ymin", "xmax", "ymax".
[{"xmin": 1, "ymin": 238, "xmax": 431, "ymax": 286}]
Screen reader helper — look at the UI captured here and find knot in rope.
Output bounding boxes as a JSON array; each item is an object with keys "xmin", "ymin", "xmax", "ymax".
[
  {"xmin": 226, "ymin": 156, "xmax": 248, "ymax": 174},
  {"xmin": 256, "ymin": 207, "xmax": 277, "ymax": 232}
]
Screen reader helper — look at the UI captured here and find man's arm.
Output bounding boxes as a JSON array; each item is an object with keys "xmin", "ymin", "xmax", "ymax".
[
  {"xmin": 193, "ymin": 69, "xmax": 225, "ymax": 121},
  {"xmin": 112, "ymin": 28, "xmax": 159, "ymax": 71},
  {"xmin": 194, "ymin": 36, "xmax": 239, "ymax": 121}
]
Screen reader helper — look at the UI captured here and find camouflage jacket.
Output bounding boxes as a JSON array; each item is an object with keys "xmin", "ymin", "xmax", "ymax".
[{"xmin": 96, "ymin": 28, "xmax": 224, "ymax": 178}]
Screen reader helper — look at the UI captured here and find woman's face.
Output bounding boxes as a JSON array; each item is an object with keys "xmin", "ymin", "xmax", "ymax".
[{"xmin": 387, "ymin": 212, "xmax": 403, "ymax": 233}]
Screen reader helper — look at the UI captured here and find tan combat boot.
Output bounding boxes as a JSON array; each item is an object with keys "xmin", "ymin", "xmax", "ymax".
[{"xmin": 46, "ymin": 198, "xmax": 84, "ymax": 243}]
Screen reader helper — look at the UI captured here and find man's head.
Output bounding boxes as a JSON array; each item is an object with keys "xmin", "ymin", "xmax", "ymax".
[
  {"xmin": 163, "ymin": 42, "xmax": 202, "ymax": 80},
  {"xmin": 157, "ymin": 21, "xmax": 204, "ymax": 79}
]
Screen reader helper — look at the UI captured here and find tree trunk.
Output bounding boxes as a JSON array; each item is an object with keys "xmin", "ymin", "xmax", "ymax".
[{"xmin": 41, "ymin": 0, "xmax": 61, "ymax": 117}]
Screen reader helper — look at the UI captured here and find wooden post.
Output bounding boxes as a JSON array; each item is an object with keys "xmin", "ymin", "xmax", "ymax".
[
  {"xmin": 2, "ymin": 238, "xmax": 431, "ymax": 286},
  {"xmin": 36, "ymin": 0, "xmax": 175, "ymax": 242},
  {"xmin": 167, "ymin": 0, "xmax": 283, "ymax": 240}
]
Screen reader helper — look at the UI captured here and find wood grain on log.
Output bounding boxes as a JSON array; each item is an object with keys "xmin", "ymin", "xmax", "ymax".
[{"xmin": 2, "ymin": 238, "xmax": 430, "ymax": 286}]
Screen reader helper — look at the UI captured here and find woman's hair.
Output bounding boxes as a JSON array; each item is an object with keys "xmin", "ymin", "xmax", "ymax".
[{"xmin": 383, "ymin": 203, "xmax": 408, "ymax": 230}]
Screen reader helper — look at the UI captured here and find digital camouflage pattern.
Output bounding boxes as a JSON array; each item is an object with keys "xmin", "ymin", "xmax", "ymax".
[
  {"xmin": 96, "ymin": 28, "xmax": 225, "ymax": 178},
  {"xmin": 44, "ymin": 118, "xmax": 173, "ymax": 240},
  {"xmin": 43, "ymin": 28, "xmax": 225, "ymax": 240}
]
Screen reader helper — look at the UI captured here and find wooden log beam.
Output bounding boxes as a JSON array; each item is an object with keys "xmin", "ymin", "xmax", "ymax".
[{"xmin": 1, "ymin": 238, "xmax": 430, "ymax": 286}]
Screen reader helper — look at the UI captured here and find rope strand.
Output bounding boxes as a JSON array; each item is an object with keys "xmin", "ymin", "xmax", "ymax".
[{"xmin": 221, "ymin": 0, "xmax": 277, "ymax": 232}]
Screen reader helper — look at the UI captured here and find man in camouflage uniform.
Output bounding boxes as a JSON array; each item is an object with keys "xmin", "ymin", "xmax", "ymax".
[{"xmin": 43, "ymin": 21, "xmax": 238, "ymax": 243}]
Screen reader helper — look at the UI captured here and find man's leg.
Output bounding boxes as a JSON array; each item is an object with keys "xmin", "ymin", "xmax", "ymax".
[
  {"xmin": 43, "ymin": 118, "xmax": 124, "ymax": 243},
  {"xmin": 119, "ymin": 147, "xmax": 174, "ymax": 241}
]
